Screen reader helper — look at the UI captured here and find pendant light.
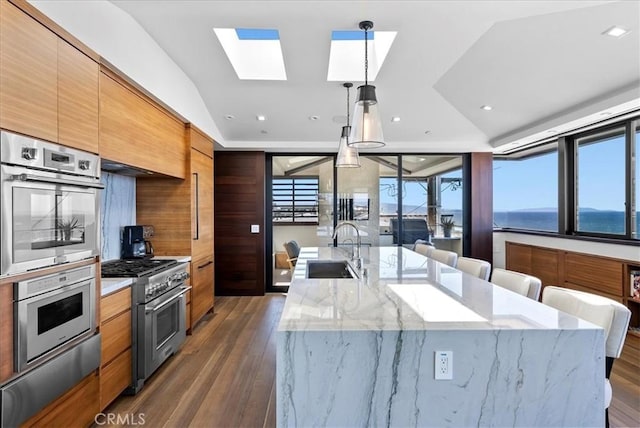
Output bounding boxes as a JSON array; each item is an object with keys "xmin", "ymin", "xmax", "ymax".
[
  {"xmin": 349, "ymin": 20, "xmax": 385, "ymax": 149},
  {"xmin": 336, "ymin": 82, "xmax": 361, "ymax": 168}
]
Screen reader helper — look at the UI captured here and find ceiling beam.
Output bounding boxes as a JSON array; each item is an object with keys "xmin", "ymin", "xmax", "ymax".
[
  {"xmin": 368, "ymin": 156, "xmax": 411, "ymax": 175},
  {"xmin": 284, "ymin": 156, "xmax": 333, "ymax": 176}
]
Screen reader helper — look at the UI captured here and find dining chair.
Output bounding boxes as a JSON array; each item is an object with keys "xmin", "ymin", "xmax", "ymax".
[
  {"xmin": 490, "ymin": 268, "xmax": 542, "ymax": 301},
  {"xmin": 429, "ymin": 248, "xmax": 458, "ymax": 267},
  {"xmin": 456, "ymin": 256, "xmax": 491, "ymax": 281},
  {"xmin": 541, "ymin": 286, "xmax": 631, "ymax": 428},
  {"xmin": 283, "ymin": 240, "xmax": 300, "ymax": 271},
  {"xmin": 414, "ymin": 242, "xmax": 434, "ymax": 257}
]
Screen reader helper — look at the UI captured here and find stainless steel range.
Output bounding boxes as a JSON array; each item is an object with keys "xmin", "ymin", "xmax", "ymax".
[{"xmin": 101, "ymin": 259, "xmax": 190, "ymax": 394}]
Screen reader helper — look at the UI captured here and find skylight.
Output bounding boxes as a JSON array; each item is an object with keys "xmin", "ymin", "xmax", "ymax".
[
  {"xmin": 327, "ymin": 30, "xmax": 397, "ymax": 81},
  {"xmin": 214, "ymin": 28, "xmax": 287, "ymax": 80}
]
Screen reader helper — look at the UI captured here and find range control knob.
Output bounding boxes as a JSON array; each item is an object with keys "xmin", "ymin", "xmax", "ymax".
[
  {"xmin": 21, "ymin": 147, "xmax": 37, "ymax": 160},
  {"xmin": 78, "ymin": 160, "xmax": 91, "ymax": 170}
]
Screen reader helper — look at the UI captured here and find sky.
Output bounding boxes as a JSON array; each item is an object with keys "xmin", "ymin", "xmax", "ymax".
[
  {"xmin": 377, "ymin": 132, "xmax": 638, "ymax": 214},
  {"xmin": 494, "ymin": 133, "xmax": 635, "ymax": 212}
]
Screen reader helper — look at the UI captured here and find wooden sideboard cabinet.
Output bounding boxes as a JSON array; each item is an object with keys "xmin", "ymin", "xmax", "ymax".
[
  {"xmin": 0, "ymin": 0, "xmax": 99, "ymax": 153},
  {"xmin": 99, "ymin": 286, "xmax": 132, "ymax": 410},
  {"xmin": 506, "ymin": 241, "xmax": 639, "ymax": 336}
]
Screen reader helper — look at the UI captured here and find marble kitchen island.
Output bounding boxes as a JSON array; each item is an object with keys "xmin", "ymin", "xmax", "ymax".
[{"xmin": 277, "ymin": 247, "xmax": 604, "ymax": 427}]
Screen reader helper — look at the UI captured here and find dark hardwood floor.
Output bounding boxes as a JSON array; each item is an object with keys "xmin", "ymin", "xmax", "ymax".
[{"xmin": 102, "ymin": 294, "xmax": 639, "ymax": 427}]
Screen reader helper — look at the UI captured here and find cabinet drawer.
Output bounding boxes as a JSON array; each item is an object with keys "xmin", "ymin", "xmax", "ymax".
[
  {"xmin": 100, "ymin": 287, "xmax": 131, "ymax": 323},
  {"xmin": 22, "ymin": 372, "xmax": 99, "ymax": 428},
  {"xmin": 100, "ymin": 348, "xmax": 131, "ymax": 410},
  {"xmin": 101, "ymin": 311, "xmax": 131, "ymax": 365}
]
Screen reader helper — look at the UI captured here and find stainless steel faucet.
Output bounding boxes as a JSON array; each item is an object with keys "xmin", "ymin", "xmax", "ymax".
[{"xmin": 332, "ymin": 221, "xmax": 362, "ymax": 270}]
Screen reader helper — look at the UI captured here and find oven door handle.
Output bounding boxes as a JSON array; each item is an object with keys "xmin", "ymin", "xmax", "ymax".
[
  {"xmin": 11, "ymin": 173, "xmax": 105, "ymax": 189},
  {"xmin": 146, "ymin": 286, "xmax": 191, "ymax": 313}
]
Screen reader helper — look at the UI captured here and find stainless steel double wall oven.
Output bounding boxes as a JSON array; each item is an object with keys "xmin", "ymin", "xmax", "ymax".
[
  {"xmin": 0, "ymin": 131, "xmax": 102, "ymax": 427},
  {"xmin": 0, "ymin": 130, "xmax": 103, "ymax": 276}
]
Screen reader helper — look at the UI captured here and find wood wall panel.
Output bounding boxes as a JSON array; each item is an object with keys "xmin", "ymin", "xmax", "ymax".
[
  {"xmin": 57, "ymin": 39, "xmax": 99, "ymax": 153},
  {"xmin": 137, "ymin": 176, "xmax": 192, "ymax": 256},
  {"xmin": 214, "ymin": 152, "xmax": 265, "ymax": 296},
  {"xmin": 0, "ymin": 0, "xmax": 58, "ymax": 142},
  {"xmin": 466, "ymin": 153, "xmax": 493, "ymax": 263},
  {"xmin": 565, "ymin": 252, "xmax": 624, "ymax": 296}
]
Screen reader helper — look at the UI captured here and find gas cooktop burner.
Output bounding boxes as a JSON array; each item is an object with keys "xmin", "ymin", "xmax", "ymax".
[{"xmin": 101, "ymin": 259, "xmax": 177, "ymax": 277}]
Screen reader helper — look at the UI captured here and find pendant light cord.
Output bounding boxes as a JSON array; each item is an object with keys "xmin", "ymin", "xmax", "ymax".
[
  {"xmin": 346, "ymin": 84, "xmax": 350, "ymax": 124},
  {"xmin": 364, "ymin": 27, "xmax": 369, "ymax": 86}
]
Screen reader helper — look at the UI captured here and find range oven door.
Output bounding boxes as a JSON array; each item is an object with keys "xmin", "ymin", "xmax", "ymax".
[
  {"xmin": 1, "ymin": 164, "xmax": 101, "ymax": 276},
  {"xmin": 139, "ymin": 285, "xmax": 190, "ymax": 380},
  {"xmin": 15, "ymin": 269, "xmax": 96, "ymax": 372}
]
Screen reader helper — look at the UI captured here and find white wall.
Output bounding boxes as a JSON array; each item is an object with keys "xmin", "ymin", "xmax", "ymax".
[
  {"xmin": 493, "ymin": 231, "xmax": 640, "ymax": 269},
  {"xmin": 29, "ymin": 0, "xmax": 221, "ymax": 143}
]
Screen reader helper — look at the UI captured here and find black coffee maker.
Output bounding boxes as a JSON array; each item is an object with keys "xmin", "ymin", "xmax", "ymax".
[{"xmin": 122, "ymin": 225, "xmax": 154, "ymax": 259}]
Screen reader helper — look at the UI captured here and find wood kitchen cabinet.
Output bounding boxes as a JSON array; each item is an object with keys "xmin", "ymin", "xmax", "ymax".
[
  {"xmin": 57, "ymin": 38, "xmax": 99, "ymax": 153},
  {"xmin": 0, "ymin": 0, "xmax": 99, "ymax": 153},
  {"xmin": 136, "ymin": 124, "xmax": 214, "ymax": 330},
  {"xmin": 21, "ymin": 372, "xmax": 99, "ymax": 428},
  {"xmin": 99, "ymin": 286, "xmax": 132, "ymax": 410},
  {"xmin": 99, "ymin": 70, "xmax": 188, "ymax": 178},
  {"xmin": 0, "ymin": 0, "xmax": 58, "ymax": 142}
]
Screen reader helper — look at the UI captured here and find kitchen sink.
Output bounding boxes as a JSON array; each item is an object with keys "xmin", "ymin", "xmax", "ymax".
[{"xmin": 306, "ymin": 260, "xmax": 359, "ymax": 279}]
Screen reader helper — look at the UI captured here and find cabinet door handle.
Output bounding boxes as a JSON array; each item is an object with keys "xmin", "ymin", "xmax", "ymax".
[
  {"xmin": 198, "ymin": 260, "xmax": 213, "ymax": 269},
  {"xmin": 193, "ymin": 172, "xmax": 199, "ymax": 240}
]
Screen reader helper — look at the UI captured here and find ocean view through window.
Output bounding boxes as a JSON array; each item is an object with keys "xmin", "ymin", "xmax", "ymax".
[
  {"xmin": 494, "ymin": 116, "xmax": 639, "ymax": 240},
  {"xmin": 494, "ymin": 148, "xmax": 558, "ymax": 232},
  {"xmin": 576, "ymin": 129, "xmax": 626, "ymax": 235}
]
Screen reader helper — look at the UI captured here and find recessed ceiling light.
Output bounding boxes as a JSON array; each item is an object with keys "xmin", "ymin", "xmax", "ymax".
[
  {"xmin": 418, "ymin": 157, "xmax": 426, "ymax": 162},
  {"xmin": 391, "ymin": 116, "xmax": 401, "ymax": 123},
  {"xmin": 308, "ymin": 115, "xmax": 319, "ymax": 121},
  {"xmin": 256, "ymin": 115, "xmax": 266, "ymax": 121},
  {"xmin": 603, "ymin": 26, "xmax": 629, "ymax": 38},
  {"xmin": 224, "ymin": 114, "xmax": 235, "ymax": 120},
  {"xmin": 480, "ymin": 105, "xmax": 492, "ymax": 111}
]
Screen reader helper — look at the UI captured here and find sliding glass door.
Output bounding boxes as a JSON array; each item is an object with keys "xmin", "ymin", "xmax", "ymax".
[{"xmin": 267, "ymin": 153, "xmax": 464, "ymax": 291}]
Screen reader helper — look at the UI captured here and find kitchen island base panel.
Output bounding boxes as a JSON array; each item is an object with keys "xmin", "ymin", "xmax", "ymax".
[{"xmin": 277, "ymin": 328, "xmax": 604, "ymax": 427}]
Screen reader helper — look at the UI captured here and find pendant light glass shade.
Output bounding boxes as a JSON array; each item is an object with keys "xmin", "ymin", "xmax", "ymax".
[
  {"xmin": 349, "ymin": 20, "xmax": 385, "ymax": 148},
  {"xmin": 348, "ymin": 84, "xmax": 385, "ymax": 148},
  {"xmin": 336, "ymin": 125, "xmax": 360, "ymax": 167}
]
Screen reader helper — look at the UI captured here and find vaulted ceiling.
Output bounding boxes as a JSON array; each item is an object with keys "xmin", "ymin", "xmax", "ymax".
[{"xmin": 36, "ymin": 1, "xmax": 640, "ymax": 153}]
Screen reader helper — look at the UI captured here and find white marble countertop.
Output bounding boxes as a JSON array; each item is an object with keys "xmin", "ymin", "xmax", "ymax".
[
  {"xmin": 100, "ymin": 277, "xmax": 134, "ymax": 296},
  {"xmin": 279, "ymin": 246, "xmax": 600, "ymax": 333}
]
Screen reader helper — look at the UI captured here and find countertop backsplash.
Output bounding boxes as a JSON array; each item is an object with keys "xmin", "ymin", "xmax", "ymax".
[{"xmin": 101, "ymin": 171, "xmax": 136, "ymax": 261}]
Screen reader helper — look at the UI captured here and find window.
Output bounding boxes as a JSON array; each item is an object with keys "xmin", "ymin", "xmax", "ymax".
[
  {"xmin": 494, "ymin": 146, "xmax": 558, "ymax": 232},
  {"xmin": 272, "ymin": 176, "xmax": 319, "ymax": 224},
  {"xmin": 576, "ymin": 128, "xmax": 626, "ymax": 236},
  {"xmin": 635, "ymin": 127, "xmax": 639, "ymax": 239}
]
